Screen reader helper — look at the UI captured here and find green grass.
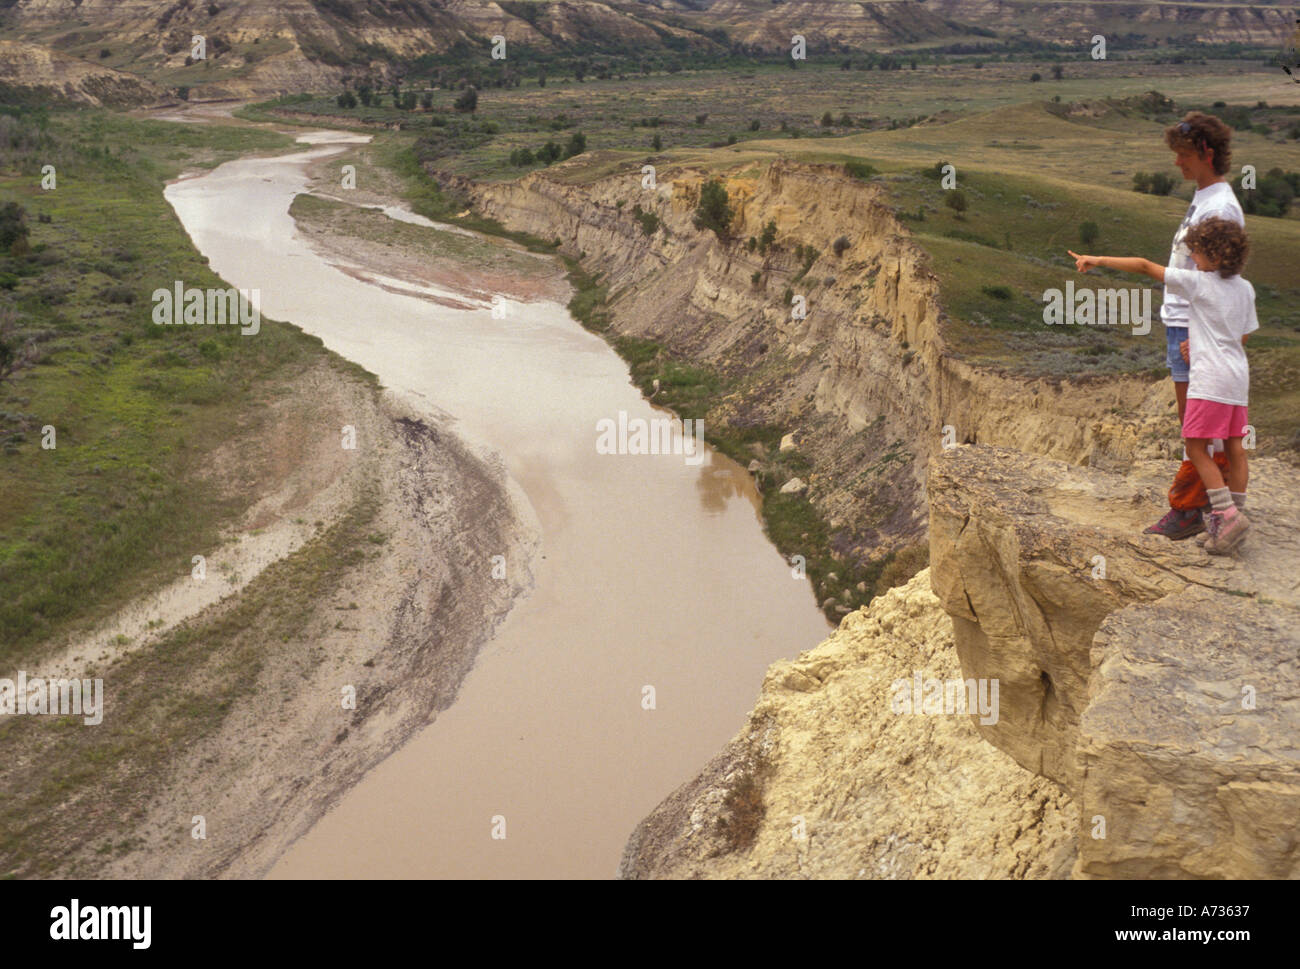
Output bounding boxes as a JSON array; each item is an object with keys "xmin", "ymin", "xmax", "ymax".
[{"xmin": 0, "ymin": 106, "xmax": 370, "ymax": 664}]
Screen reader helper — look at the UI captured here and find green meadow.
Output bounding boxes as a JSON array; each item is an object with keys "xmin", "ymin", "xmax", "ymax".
[{"xmin": 0, "ymin": 108, "xmax": 375, "ymax": 665}]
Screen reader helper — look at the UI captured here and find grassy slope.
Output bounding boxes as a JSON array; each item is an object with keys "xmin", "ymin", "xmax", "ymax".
[{"xmin": 0, "ymin": 108, "xmax": 375, "ymax": 665}]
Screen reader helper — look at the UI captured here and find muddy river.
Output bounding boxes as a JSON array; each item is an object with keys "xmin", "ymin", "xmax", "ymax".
[{"xmin": 165, "ymin": 130, "xmax": 830, "ymax": 878}]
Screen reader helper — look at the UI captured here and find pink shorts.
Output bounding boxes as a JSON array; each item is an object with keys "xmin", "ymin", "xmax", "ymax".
[{"xmin": 1182, "ymin": 399, "xmax": 1249, "ymax": 441}]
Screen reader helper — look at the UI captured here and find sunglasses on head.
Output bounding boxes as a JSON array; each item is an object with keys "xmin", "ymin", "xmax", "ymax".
[{"xmin": 1179, "ymin": 121, "xmax": 1208, "ymax": 152}]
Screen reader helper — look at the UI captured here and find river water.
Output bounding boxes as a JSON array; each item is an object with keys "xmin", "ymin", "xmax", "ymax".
[{"xmin": 165, "ymin": 130, "xmax": 830, "ymax": 878}]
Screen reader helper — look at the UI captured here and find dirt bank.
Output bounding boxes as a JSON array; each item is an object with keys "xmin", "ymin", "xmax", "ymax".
[{"xmin": 1, "ymin": 348, "xmax": 535, "ymax": 879}]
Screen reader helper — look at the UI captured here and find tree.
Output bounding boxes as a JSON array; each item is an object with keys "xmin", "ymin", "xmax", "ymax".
[
  {"xmin": 821, "ymin": 111, "xmax": 834, "ymax": 127},
  {"xmin": 358, "ymin": 85, "xmax": 373, "ymax": 106},
  {"xmin": 833, "ymin": 235, "xmax": 851, "ymax": 256},
  {"xmin": 759, "ymin": 219, "xmax": 777, "ymax": 252},
  {"xmin": 564, "ymin": 131, "xmax": 587, "ymax": 158},
  {"xmin": 420, "ymin": 92, "xmax": 432, "ymax": 109},
  {"xmin": 454, "ymin": 86, "xmax": 478, "ymax": 113},
  {"xmin": 400, "ymin": 91, "xmax": 417, "ymax": 111},
  {"xmin": 651, "ymin": 133, "xmax": 662, "ymax": 151},
  {"xmin": 694, "ymin": 179, "xmax": 733, "ymax": 238},
  {"xmin": 1030, "ymin": 72, "xmax": 1042, "ymax": 82},
  {"xmin": 1052, "ymin": 64, "xmax": 1064, "ymax": 80},
  {"xmin": 1079, "ymin": 221, "xmax": 1100, "ymax": 245},
  {"xmin": 337, "ymin": 90, "xmax": 358, "ymax": 108},
  {"xmin": 945, "ymin": 190, "xmax": 968, "ymax": 213}
]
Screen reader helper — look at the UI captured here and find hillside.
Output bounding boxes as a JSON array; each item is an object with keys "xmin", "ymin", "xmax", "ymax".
[{"xmin": 1, "ymin": 0, "xmax": 1295, "ymax": 102}]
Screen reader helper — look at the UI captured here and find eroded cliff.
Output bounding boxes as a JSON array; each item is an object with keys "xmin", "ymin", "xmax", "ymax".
[
  {"xmin": 462, "ymin": 156, "xmax": 1298, "ymax": 879},
  {"xmin": 467, "ymin": 157, "xmax": 1171, "ymax": 568}
]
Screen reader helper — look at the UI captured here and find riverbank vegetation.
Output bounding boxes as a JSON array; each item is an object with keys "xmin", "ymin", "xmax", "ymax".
[{"xmin": 0, "ymin": 106, "xmax": 376, "ymax": 663}]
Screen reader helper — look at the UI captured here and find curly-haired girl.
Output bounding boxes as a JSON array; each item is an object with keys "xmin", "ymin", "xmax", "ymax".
[{"xmin": 1069, "ymin": 215, "xmax": 1256, "ymax": 554}]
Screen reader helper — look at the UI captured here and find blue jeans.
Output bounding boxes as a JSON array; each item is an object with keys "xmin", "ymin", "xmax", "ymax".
[{"xmin": 1165, "ymin": 326, "xmax": 1189, "ymax": 382}]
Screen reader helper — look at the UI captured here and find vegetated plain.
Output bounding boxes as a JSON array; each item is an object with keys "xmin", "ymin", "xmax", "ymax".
[{"xmin": 0, "ymin": 108, "xmax": 381, "ymax": 662}]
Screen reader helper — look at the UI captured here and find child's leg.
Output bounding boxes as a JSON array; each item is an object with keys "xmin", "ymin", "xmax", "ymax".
[
  {"xmin": 1225, "ymin": 436, "xmax": 1248, "ymax": 495},
  {"xmin": 1186, "ymin": 438, "xmax": 1227, "ymax": 493}
]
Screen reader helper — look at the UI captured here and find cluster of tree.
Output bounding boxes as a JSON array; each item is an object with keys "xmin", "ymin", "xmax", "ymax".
[
  {"xmin": 507, "ymin": 132, "xmax": 587, "ymax": 167},
  {"xmin": 1232, "ymin": 168, "xmax": 1299, "ymax": 218},
  {"xmin": 838, "ymin": 55, "xmax": 916, "ymax": 71},
  {"xmin": 338, "ymin": 86, "xmax": 435, "ymax": 110}
]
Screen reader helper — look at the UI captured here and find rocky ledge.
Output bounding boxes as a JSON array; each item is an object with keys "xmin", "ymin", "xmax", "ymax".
[
  {"xmin": 621, "ymin": 446, "xmax": 1297, "ymax": 879},
  {"xmin": 928, "ymin": 445, "xmax": 1299, "ymax": 878}
]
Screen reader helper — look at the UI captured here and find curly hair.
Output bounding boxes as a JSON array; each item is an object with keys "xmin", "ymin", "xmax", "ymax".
[
  {"xmin": 1185, "ymin": 216, "xmax": 1249, "ymax": 278},
  {"xmin": 1164, "ymin": 112, "xmax": 1233, "ymax": 175}
]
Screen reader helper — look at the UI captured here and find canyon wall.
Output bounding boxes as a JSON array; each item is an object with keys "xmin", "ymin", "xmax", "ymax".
[
  {"xmin": 467, "ymin": 157, "xmax": 1171, "ymax": 568},
  {"xmin": 462, "ymin": 156, "xmax": 1299, "ymax": 878}
]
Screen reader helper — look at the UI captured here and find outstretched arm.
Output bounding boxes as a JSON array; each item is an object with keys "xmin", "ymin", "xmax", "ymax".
[{"xmin": 1068, "ymin": 251, "xmax": 1165, "ymax": 281}]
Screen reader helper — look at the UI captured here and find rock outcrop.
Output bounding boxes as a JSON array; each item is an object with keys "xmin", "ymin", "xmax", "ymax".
[
  {"xmin": 618, "ymin": 568, "xmax": 1078, "ymax": 879},
  {"xmin": 0, "ymin": 40, "xmax": 164, "ymax": 106},
  {"xmin": 929, "ymin": 445, "xmax": 1300, "ymax": 878}
]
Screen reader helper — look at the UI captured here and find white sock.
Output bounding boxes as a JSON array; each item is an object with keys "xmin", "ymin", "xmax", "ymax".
[{"xmin": 1207, "ymin": 487, "xmax": 1233, "ymax": 514}]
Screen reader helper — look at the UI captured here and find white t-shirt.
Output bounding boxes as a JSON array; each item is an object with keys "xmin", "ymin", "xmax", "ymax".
[
  {"xmin": 1161, "ymin": 181, "xmax": 1244, "ymax": 328},
  {"xmin": 1162, "ymin": 266, "xmax": 1257, "ymax": 406}
]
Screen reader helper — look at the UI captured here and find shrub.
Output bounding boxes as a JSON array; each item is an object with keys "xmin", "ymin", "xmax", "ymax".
[
  {"xmin": 945, "ymin": 190, "xmax": 968, "ymax": 213},
  {"xmin": 454, "ymin": 86, "xmax": 478, "ymax": 113},
  {"xmin": 844, "ymin": 160, "xmax": 876, "ymax": 180},
  {"xmin": 982, "ymin": 285, "xmax": 1013, "ymax": 300},
  {"xmin": 1149, "ymin": 172, "xmax": 1176, "ymax": 195},
  {"xmin": 0, "ymin": 202, "xmax": 29, "ymax": 254},
  {"xmin": 832, "ymin": 235, "xmax": 851, "ymax": 257},
  {"xmin": 1030, "ymin": 72, "xmax": 1042, "ymax": 82},
  {"xmin": 336, "ymin": 90, "xmax": 357, "ymax": 108},
  {"xmin": 758, "ymin": 219, "xmax": 777, "ymax": 253},
  {"xmin": 1079, "ymin": 220, "xmax": 1100, "ymax": 245}
]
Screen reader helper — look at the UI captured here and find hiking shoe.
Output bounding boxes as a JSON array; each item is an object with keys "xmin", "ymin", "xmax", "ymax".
[
  {"xmin": 1205, "ymin": 508, "xmax": 1251, "ymax": 556},
  {"xmin": 1145, "ymin": 506, "xmax": 1204, "ymax": 540}
]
